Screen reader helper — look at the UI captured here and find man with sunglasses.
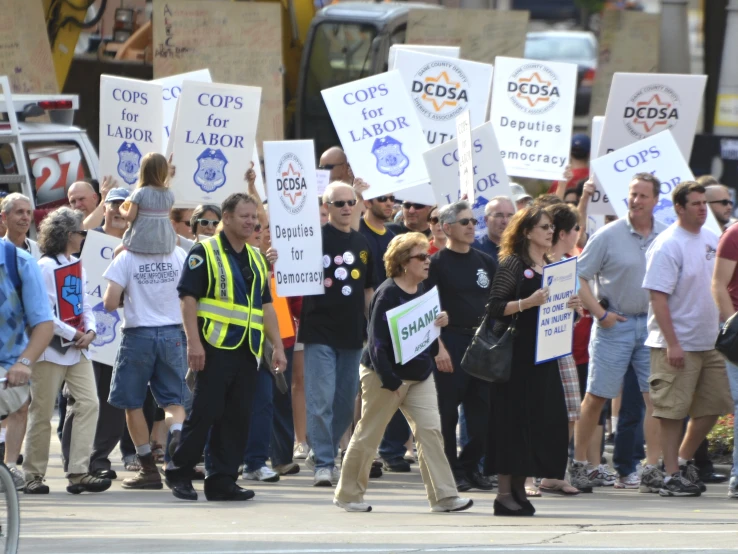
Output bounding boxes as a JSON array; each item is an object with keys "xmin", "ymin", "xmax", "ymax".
[
  {"xmin": 474, "ymin": 196, "xmax": 515, "ymax": 261},
  {"xmin": 706, "ymin": 185, "xmax": 736, "ymax": 231},
  {"xmin": 299, "ymin": 183, "xmax": 375, "ymax": 487},
  {"xmin": 425, "ymin": 201, "xmax": 497, "ymax": 492},
  {"xmin": 319, "ymin": 147, "xmax": 355, "ymax": 185},
  {"xmin": 386, "ymin": 201, "xmax": 433, "ymax": 237}
]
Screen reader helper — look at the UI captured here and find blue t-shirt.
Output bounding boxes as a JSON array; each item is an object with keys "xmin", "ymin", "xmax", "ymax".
[{"xmin": 0, "ymin": 241, "xmax": 53, "ymax": 368}]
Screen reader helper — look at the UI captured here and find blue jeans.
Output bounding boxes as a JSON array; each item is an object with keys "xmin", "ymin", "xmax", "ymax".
[
  {"xmin": 613, "ymin": 364, "xmax": 645, "ymax": 477},
  {"xmin": 304, "ymin": 344, "xmax": 361, "ymax": 470},
  {"xmin": 243, "ymin": 367, "xmax": 274, "ymax": 472},
  {"xmin": 270, "ymin": 347, "xmax": 295, "ymax": 467},
  {"xmin": 726, "ymin": 361, "xmax": 738, "ymax": 477}
]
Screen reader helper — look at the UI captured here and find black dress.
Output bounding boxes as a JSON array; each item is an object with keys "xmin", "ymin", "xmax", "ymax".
[{"xmin": 484, "ymin": 254, "xmax": 569, "ymax": 479}]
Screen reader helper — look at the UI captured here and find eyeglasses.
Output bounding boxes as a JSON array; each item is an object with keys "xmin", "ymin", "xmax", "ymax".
[
  {"xmin": 402, "ymin": 202, "xmax": 426, "ymax": 210},
  {"xmin": 409, "ymin": 253, "xmax": 431, "ymax": 262},
  {"xmin": 197, "ymin": 218, "xmax": 220, "ymax": 228},
  {"xmin": 317, "ymin": 162, "xmax": 348, "ymax": 170},
  {"xmin": 429, "ymin": 216, "xmax": 440, "ymax": 224},
  {"xmin": 709, "ymin": 199, "xmax": 734, "ymax": 207},
  {"xmin": 375, "ymin": 195, "xmax": 395, "ymax": 203},
  {"xmin": 453, "ymin": 218, "xmax": 478, "ymax": 227},
  {"xmin": 489, "ymin": 212, "xmax": 514, "ymax": 220},
  {"xmin": 73, "ymin": 230, "xmax": 87, "ymax": 237},
  {"xmin": 536, "ymin": 224, "xmax": 555, "ymax": 231},
  {"xmin": 326, "ymin": 200, "xmax": 357, "ymax": 208}
]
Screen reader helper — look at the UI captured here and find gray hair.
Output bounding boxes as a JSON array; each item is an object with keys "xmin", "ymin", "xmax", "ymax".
[
  {"xmin": 438, "ymin": 200, "xmax": 471, "ymax": 226},
  {"xmin": 1, "ymin": 193, "xmax": 32, "ymax": 214},
  {"xmin": 38, "ymin": 207, "xmax": 83, "ymax": 257},
  {"xmin": 322, "ymin": 183, "xmax": 355, "ymax": 204}
]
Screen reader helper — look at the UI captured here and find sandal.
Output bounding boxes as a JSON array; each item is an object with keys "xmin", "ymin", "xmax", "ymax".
[
  {"xmin": 539, "ymin": 479, "xmax": 580, "ymax": 496},
  {"xmin": 525, "ymin": 486, "xmax": 542, "ymax": 497}
]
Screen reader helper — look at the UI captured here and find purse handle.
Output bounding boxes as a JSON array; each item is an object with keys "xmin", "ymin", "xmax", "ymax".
[{"xmin": 479, "ymin": 262, "xmax": 525, "ymax": 337}]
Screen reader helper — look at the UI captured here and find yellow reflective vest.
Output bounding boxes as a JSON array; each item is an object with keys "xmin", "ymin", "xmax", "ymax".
[{"xmin": 196, "ymin": 234, "xmax": 267, "ymax": 356}]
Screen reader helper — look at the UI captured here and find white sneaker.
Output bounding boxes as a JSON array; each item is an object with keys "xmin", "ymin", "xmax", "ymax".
[
  {"xmin": 614, "ymin": 471, "xmax": 640, "ymax": 489},
  {"xmin": 597, "ymin": 464, "xmax": 617, "ymax": 487},
  {"xmin": 333, "ymin": 497, "xmax": 371, "ymax": 512},
  {"xmin": 0, "ymin": 466, "xmax": 24, "ymax": 492},
  {"xmin": 305, "ymin": 451, "xmax": 316, "ymax": 471},
  {"xmin": 294, "ymin": 442, "xmax": 309, "ymax": 460},
  {"xmin": 243, "ymin": 466, "xmax": 280, "ymax": 483},
  {"xmin": 314, "ymin": 468, "xmax": 332, "ymax": 487},
  {"xmin": 431, "ymin": 496, "xmax": 473, "ymax": 512},
  {"xmin": 332, "ymin": 466, "xmax": 340, "ymax": 485}
]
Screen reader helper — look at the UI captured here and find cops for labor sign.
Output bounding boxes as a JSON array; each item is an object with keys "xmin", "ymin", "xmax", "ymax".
[
  {"xmin": 99, "ymin": 76, "xmax": 163, "ymax": 188},
  {"xmin": 392, "ymin": 50, "xmax": 493, "ymax": 148},
  {"xmin": 588, "ymin": 115, "xmax": 616, "ymax": 217},
  {"xmin": 152, "ymin": 69, "xmax": 212, "ymax": 145},
  {"xmin": 264, "ymin": 140, "xmax": 324, "ymax": 298},
  {"xmin": 597, "ymin": 73, "xmax": 707, "ymax": 159},
  {"xmin": 80, "ymin": 231, "xmax": 122, "ymax": 367},
  {"xmin": 321, "ymin": 71, "xmax": 430, "ymax": 200},
  {"xmin": 490, "ymin": 57, "xmax": 577, "ymax": 181},
  {"xmin": 590, "ymin": 130, "xmax": 721, "ymax": 236},
  {"xmin": 170, "ymin": 81, "xmax": 261, "ymax": 208},
  {"xmin": 423, "ymin": 122, "xmax": 512, "ymax": 238}
]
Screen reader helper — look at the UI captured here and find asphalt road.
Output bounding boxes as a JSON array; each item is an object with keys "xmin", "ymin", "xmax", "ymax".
[{"xmin": 15, "ymin": 437, "xmax": 738, "ymax": 554}]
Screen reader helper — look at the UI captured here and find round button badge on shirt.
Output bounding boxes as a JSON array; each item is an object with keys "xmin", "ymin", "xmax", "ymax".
[
  {"xmin": 334, "ymin": 267, "xmax": 348, "ymax": 280},
  {"xmin": 323, "ymin": 255, "xmax": 331, "ymax": 268},
  {"xmin": 341, "ymin": 285, "xmax": 352, "ymax": 296},
  {"xmin": 334, "ymin": 255, "xmax": 343, "ymax": 265},
  {"xmin": 343, "ymin": 251, "xmax": 355, "ymax": 265},
  {"xmin": 351, "ymin": 269, "xmax": 360, "ymax": 280}
]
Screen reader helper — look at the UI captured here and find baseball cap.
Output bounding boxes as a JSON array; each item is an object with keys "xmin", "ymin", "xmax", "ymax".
[
  {"xmin": 105, "ymin": 188, "xmax": 130, "ymax": 203},
  {"xmin": 571, "ymin": 134, "xmax": 591, "ymax": 156},
  {"xmin": 510, "ymin": 183, "xmax": 532, "ymax": 203}
]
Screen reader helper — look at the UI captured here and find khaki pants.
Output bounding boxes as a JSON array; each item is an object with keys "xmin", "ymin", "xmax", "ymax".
[
  {"xmin": 335, "ymin": 366, "xmax": 458, "ymax": 507},
  {"xmin": 24, "ymin": 359, "xmax": 98, "ymax": 479}
]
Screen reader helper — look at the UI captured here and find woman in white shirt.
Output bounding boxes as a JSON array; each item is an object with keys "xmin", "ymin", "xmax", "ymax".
[{"xmin": 23, "ymin": 207, "xmax": 111, "ymax": 495}]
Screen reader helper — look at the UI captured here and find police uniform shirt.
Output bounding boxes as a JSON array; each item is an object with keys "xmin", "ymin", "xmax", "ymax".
[
  {"xmin": 178, "ymin": 233, "xmax": 272, "ymax": 348},
  {"xmin": 425, "ymin": 247, "xmax": 497, "ymax": 330},
  {"xmin": 298, "ymin": 223, "xmax": 374, "ymax": 350}
]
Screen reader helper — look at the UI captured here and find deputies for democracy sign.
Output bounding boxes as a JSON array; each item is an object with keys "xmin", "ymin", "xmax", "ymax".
[{"xmin": 489, "ymin": 57, "xmax": 577, "ymax": 181}]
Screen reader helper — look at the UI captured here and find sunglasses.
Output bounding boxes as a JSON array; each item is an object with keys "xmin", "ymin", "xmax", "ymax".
[
  {"xmin": 375, "ymin": 195, "xmax": 395, "ymax": 203},
  {"xmin": 409, "ymin": 253, "xmax": 431, "ymax": 262},
  {"xmin": 454, "ymin": 218, "xmax": 478, "ymax": 226},
  {"xmin": 402, "ymin": 202, "xmax": 426, "ymax": 210},
  {"xmin": 537, "ymin": 224, "xmax": 555, "ymax": 231},
  {"xmin": 317, "ymin": 162, "xmax": 348, "ymax": 170},
  {"xmin": 326, "ymin": 200, "xmax": 357, "ymax": 208},
  {"xmin": 197, "ymin": 218, "xmax": 220, "ymax": 228},
  {"xmin": 429, "ymin": 216, "xmax": 440, "ymax": 224},
  {"xmin": 73, "ymin": 230, "xmax": 87, "ymax": 237},
  {"xmin": 709, "ymin": 199, "xmax": 734, "ymax": 207}
]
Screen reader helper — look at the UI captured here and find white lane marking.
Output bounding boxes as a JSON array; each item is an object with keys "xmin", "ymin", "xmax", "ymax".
[{"xmin": 30, "ymin": 547, "xmax": 738, "ymax": 554}]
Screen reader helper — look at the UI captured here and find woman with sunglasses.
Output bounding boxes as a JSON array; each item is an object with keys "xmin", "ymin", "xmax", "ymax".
[
  {"xmin": 334, "ymin": 232, "xmax": 472, "ymax": 514},
  {"xmin": 427, "ymin": 207, "xmax": 446, "ymax": 254},
  {"xmin": 24, "ymin": 207, "xmax": 112, "ymax": 495},
  {"xmin": 485, "ymin": 205, "xmax": 581, "ymax": 516},
  {"xmin": 189, "ymin": 205, "xmax": 222, "ymax": 241}
]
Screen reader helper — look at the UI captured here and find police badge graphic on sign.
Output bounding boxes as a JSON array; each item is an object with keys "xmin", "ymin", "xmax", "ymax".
[
  {"xmin": 92, "ymin": 302, "xmax": 120, "ymax": 347},
  {"xmin": 372, "ymin": 136, "xmax": 409, "ymax": 177},
  {"xmin": 117, "ymin": 142, "xmax": 142, "ymax": 185},
  {"xmin": 194, "ymin": 149, "xmax": 228, "ymax": 193}
]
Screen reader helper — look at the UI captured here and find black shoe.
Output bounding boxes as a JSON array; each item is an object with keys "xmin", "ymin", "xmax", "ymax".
[
  {"xmin": 468, "ymin": 471, "xmax": 496, "ymax": 491},
  {"xmin": 369, "ymin": 465, "xmax": 383, "ymax": 479},
  {"xmin": 683, "ymin": 462, "xmax": 707, "ymax": 492},
  {"xmin": 659, "ymin": 472, "xmax": 701, "ymax": 497},
  {"xmin": 700, "ymin": 471, "xmax": 728, "ymax": 484},
  {"xmin": 493, "ymin": 499, "xmax": 533, "ymax": 517},
  {"xmin": 455, "ymin": 476, "xmax": 472, "ymax": 493},
  {"xmin": 66, "ymin": 473, "xmax": 112, "ymax": 494},
  {"xmin": 382, "ymin": 457, "xmax": 411, "ymax": 473},
  {"xmin": 165, "ymin": 478, "xmax": 198, "ymax": 501},
  {"xmin": 511, "ymin": 490, "xmax": 536, "ymax": 515},
  {"xmin": 205, "ymin": 483, "xmax": 255, "ymax": 502},
  {"xmin": 93, "ymin": 469, "xmax": 118, "ymax": 480},
  {"xmin": 24, "ymin": 476, "xmax": 49, "ymax": 494}
]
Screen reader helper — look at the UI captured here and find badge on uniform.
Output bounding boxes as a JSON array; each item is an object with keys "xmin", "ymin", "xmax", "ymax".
[
  {"xmin": 476, "ymin": 269, "xmax": 489, "ymax": 288},
  {"xmin": 360, "ymin": 250, "xmax": 368, "ymax": 265},
  {"xmin": 188, "ymin": 254, "xmax": 204, "ymax": 269}
]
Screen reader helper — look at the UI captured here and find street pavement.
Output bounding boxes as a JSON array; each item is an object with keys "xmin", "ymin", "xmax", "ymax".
[{"xmin": 16, "ymin": 435, "xmax": 738, "ymax": 554}]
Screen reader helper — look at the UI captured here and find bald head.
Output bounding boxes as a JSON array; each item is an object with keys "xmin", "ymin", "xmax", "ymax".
[
  {"xmin": 706, "ymin": 184, "xmax": 734, "ymax": 227},
  {"xmin": 319, "ymin": 146, "xmax": 353, "ymax": 184},
  {"xmin": 67, "ymin": 181, "xmax": 99, "ymax": 216}
]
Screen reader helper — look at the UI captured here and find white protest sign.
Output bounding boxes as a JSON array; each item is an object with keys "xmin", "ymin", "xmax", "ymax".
[
  {"xmin": 315, "ymin": 169, "xmax": 331, "ymax": 196},
  {"xmin": 588, "ymin": 115, "xmax": 616, "ymax": 216},
  {"xmin": 99, "ymin": 76, "xmax": 163, "ymax": 188},
  {"xmin": 170, "ymin": 81, "xmax": 261, "ymax": 208},
  {"xmin": 597, "ymin": 73, "xmax": 707, "ymax": 159},
  {"xmin": 321, "ymin": 71, "xmax": 430, "ymax": 200},
  {"xmin": 393, "ymin": 183, "xmax": 436, "ymax": 206},
  {"xmin": 536, "ymin": 257, "xmax": 576, "ymax": 364},
  {"xmin": 251, "ymin": 144, "xmax": 265, "ymax": 199},
  {"xmin": 152, "ymin": 69, "xmax": 212, "ymax": 144},
  {"xmin": 456, "ymin": 110, "xmax": 475, "ymax": 203},
  {"xmin": 393, "ymin": 50, "xmax": 493, "ymax": 147},
  {"xmin": 387, "ymin": 286, "xmax": 441, "ymax": 365},
  {"xmin": 590, "ymin": 130, "xmax": 722, "ymax": 236},
  {"xmin": 423, "ymin": 122, "xmax": 511, "ymax": 238},
  {"xmin": 388, "ymin": 45, "xmax": 460, "ymax": 70},
  {"xmin": 80, "ymin": 231, "xmax": 122, "ymax": 367},
  {"xmin": 490, "ymin": 57, "xmax": 577, "ymax": 181},
  {"xmin": 264, "ymin": 140, "xmax": 324, "ymax": 297}
]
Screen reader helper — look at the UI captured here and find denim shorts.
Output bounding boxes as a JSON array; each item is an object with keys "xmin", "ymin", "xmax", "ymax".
[
  {"xmin": 109, "ymin": 325, "xmax": 189, "ymax": 410},
  {"xmin": 587, "ymin": 314, "xmax": 650, "ymax": 399}
]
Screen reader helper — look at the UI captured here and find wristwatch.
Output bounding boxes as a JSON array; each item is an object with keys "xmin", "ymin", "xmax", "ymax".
[{"xmin": 17, "ymin": 357, "xmax": 31, "ymax": 367}]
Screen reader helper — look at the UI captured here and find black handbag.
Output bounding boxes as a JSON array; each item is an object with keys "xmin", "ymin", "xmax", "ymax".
[
  {"xmin": 716, "ymin": 311, "xmax": 738, "ymax": 364},
  {"xmin": 460, "ymin": 273, "xmax": 522, "ymax": 383}
]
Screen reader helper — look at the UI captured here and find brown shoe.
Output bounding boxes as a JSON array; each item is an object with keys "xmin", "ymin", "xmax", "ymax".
[{"xmin": 122, "ymin": 453, "xmax": 163, "ymax": 490}]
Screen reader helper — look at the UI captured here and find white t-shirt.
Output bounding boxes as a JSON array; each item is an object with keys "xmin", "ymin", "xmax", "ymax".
[
  {"xmin": 103, "ymin": 247, "xmax": 186, "ymax": 328},
  {"xmin": 642, "ymin": 224, "xmax": 719, "ymax": 351}
]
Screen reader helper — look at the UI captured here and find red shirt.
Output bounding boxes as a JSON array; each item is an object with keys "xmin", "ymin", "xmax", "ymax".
[
  {"xmin": 428, "ymin": 239, "xmax": 440, "ymax": 255},
  {"xmin": 717, "ymin": 224, "xmax": 738, "ymax": 311},
  {"xmin": 548, "ymin": 166, "xmax": 589, "ymax": 195}
]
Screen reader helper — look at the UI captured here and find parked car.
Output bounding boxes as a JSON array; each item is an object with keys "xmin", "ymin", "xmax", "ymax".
[{"xmin": 524, "ymin": 30, "xmax": 598, "ymax": 116}]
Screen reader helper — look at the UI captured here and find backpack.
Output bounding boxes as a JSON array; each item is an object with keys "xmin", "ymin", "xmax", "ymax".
[{"xmin": 2, "ymin": 239, "xmax": 23, "ymax": 303}]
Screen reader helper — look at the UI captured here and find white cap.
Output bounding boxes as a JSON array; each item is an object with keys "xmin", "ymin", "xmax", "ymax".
[{"xmin": 510, "ymin": 183, "xmax": 532, "ymax": 203}]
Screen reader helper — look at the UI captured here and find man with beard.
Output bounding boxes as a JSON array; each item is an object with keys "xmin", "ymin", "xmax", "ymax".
[
  {"xmin": 706, "ymin": 185, "xmax": 735, "ymax": 231},
  {"xmin": 386, "ymin": 201, "xmax": 432, "ymax": 237}
]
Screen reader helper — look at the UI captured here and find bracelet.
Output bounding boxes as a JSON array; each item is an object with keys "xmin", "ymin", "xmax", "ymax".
[
  {"xmin": 518, "ymin": 299, "xmax": 523, "ymax": 312},
  {"xmin": 598, "ymin": 311, "xmax": 609, "ymax": 322}
]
